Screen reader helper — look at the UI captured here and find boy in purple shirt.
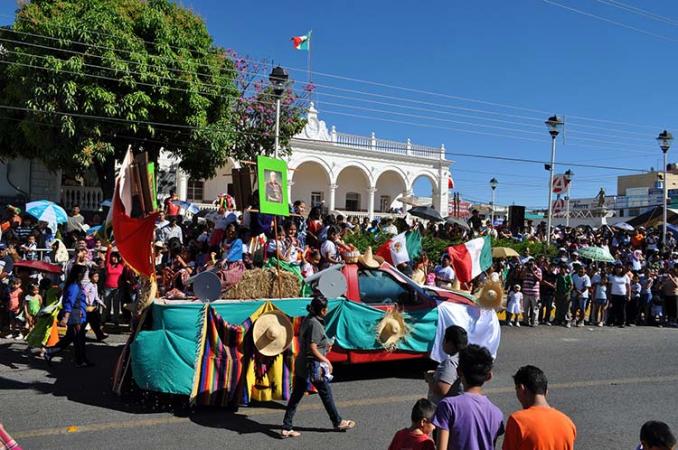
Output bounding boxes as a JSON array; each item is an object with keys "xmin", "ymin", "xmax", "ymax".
[{"xmin": 433, "ymin": 344, "xmax": 504, "ymax": 450}]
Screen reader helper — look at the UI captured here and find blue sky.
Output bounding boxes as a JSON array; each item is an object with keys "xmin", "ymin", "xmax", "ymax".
[{"xmin": 3, "ymin": 0, "xmax": 678, "ymax": 208}]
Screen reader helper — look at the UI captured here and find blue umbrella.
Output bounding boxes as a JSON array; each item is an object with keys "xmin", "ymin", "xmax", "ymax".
[
  {"xmin": 25, "ymin": 200, "xmax": 68, "ymax": 232},
  {"xmin": 86, "ymin": 225, "xmax": 102, "ymax": 235},
  {"xmin": 172, "ymin": 200, "xmax": 200, "ymax": 214}
]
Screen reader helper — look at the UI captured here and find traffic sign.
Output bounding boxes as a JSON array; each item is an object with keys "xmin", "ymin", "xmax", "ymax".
[{"xmin": 552, "ymin": 174, "xmax": 571, "ymax": 194}]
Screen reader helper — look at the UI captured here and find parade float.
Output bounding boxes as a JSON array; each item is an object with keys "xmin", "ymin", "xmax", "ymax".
[{"xmin": 109, "ymin": 152, "xmax": 501, "ymax": 408}]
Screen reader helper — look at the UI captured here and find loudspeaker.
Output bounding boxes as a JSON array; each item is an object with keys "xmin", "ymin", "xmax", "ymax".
[{"xmin": 508, "ymin": 205, "xmax": 525, "ymax": 234}]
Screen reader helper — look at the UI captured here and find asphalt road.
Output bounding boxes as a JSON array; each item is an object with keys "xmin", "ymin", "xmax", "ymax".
[{"xmin": 2, "ymin": 325, "xmax": 677, "ymax": 450}]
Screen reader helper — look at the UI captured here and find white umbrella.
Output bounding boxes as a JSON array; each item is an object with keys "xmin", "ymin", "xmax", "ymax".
[{"xmin": 614, "ymin": 222, "xmax": 634, "ymax": 231}]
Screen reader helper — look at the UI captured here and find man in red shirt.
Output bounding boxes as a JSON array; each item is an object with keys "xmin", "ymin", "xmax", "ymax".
[
  {"xmin": 503, "ymin": 365, "xmax": 576, "ymax": 450},
  {"xmin": 388, "ymin": 398, "xmax": 436, "ymax": 450},
  {"xmin": 164, "ymin": 190, "xmax": 180, "ymax": 217}
]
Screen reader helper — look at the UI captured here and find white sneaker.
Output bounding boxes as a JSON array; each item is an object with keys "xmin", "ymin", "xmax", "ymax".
[
  {"xmin": 14, "ymin": 333, "xmax": 24, "ymax": 340},
  {"xmin": 515, "ymin": 322, "xmax": 521, "ymax": 328}
]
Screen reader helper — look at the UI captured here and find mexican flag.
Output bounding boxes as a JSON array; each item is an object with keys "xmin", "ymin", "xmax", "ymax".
[
  {"xmin": 291, "ymin": 31, "xmax": 311, "ymax": 50},
  {"xmin": 376, "ymin": 231, "xmax": 422, "ymax": 266},
  {"xmin": 447, "ymin": 236, "xmax": 492, "ymax": 283}
]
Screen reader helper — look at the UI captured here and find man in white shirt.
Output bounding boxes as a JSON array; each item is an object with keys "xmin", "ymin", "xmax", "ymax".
[{"xmin": 571, "ymin": 266, "xmax": 591, "ymax": 327}]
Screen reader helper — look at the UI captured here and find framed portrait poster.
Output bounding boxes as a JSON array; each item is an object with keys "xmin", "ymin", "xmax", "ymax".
[{"xmin": 257, "ymin": 155, "xmax": 289, "ymax": 216}]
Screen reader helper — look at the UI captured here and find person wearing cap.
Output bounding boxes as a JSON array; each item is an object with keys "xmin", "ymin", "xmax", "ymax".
[{"xmin": 281, "ymin": 294, "xmax": 355, "ymax": 437}]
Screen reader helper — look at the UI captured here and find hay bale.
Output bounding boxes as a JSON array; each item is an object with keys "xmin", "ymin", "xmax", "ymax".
[{"xmin": 222, "ymin": 268, "xmax": 300, "ymax": 299}]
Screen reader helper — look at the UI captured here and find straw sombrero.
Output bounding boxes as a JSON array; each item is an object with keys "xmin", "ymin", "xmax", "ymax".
[
  {"xmin": 253, "ymin": 310, "xmax": 294, "ymax": 356},
  {"xmin": 358, "ymin": 246, "xmax": 381, "ymax": 269},
  {"xmin": 478, "ymin": 278, "xmax": 505, "ymax": 310},
  {"xmin": 375, "ymin": 309, "xmax": 409, "ymax": 351}
]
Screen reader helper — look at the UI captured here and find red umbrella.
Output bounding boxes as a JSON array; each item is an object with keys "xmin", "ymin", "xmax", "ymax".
[{"xmin": 13, "ymin": 260, "xmax": 63, "ymax": 274}]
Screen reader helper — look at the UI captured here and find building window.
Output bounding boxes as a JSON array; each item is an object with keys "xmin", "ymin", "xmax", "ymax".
[
  {"xmin": 311, "ymin": 191, "xmax": 324, "ymax": 207},
  {"xmin": 346, "ymin": 192, "xmax": 361, "ymax": 211},
  {"xmin": 379, "ymin": 195, "xmax": 391, "ymax": 212},
  {"xmin": 187, "ymin": 179, "xmax": 205, "ymax": 202}
]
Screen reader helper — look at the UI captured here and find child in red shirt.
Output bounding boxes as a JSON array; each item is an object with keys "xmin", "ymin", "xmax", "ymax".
[{"xmin": 388, "ymin": 398, "xmax": 436, "ymax": 450}]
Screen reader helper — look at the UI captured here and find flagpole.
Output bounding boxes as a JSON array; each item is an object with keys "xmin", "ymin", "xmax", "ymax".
[{"xmin": 308, "ymin": 30, "xmax": 313, "ymax": 104}]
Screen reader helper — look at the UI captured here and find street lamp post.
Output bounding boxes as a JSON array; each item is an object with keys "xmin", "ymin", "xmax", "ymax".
[
  {"xmin": 489, "ymin": 177, "xmax": 498, "ymax": 225},
  {"xmin": 269, "ymin": 66, "xmax": 289, "ymax": 159},
  {"xmin": 657, "ymin": 130, "xmax": 673, "ymax": 247},
  {"xmin": 564, "ymin": 169, "xmax": 574, "ymax": 227},
  {"xmin": 545, "ymin": 115, "xmax": 564, "ymax": 245}
]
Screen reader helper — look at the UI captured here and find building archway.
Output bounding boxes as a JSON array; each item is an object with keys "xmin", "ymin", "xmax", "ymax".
[
  {"xmin": 335, "ymin": 165, "xmax": 371, "ymax": 212},
  {"xmin": 290, "ymin": 160, "xmax": 331, "ymax": 208},
  {"xmin": 411, "ymin": 172, "xmax": 439, "ymax": 208},
  {"xmin": 375, "ymin": 170, "xmax": 408, "ymax": 213}
]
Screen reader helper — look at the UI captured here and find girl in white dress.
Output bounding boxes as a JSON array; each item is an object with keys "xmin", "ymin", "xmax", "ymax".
[{"xmin": 507, "ymin": 284, "xmax": 523, "ymax": 327}]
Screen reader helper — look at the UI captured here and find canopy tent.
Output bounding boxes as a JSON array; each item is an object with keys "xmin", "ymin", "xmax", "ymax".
[{"xmin": 626, "ymin": 206, "xmax": 678, "ymax": 228}]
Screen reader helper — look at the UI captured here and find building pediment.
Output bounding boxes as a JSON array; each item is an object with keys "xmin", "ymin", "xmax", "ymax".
[{"xmin": 297, "ymin": 102, "xmax": 331, "ymax": 141}]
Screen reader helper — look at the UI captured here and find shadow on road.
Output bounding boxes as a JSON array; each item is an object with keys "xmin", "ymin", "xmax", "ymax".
[
  {"xmin": 0, "ymin": 341, "xmax": 190, "ymax": 416},
  {"xmin": 0, "ymin": 339, "xmax": 436, "ymax": 432},
  {"xmin": 190, "ymin": 409, "xmax": 335, "ymax": 439},
  {"xmin": 333, "ymin": 357, "xmax": 436, "ymax": 382}
]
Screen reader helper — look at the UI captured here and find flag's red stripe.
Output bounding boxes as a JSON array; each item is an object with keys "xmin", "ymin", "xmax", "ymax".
[{"xmin": 447, "ymin": 243, "xmax": 473, "ymax": 283}]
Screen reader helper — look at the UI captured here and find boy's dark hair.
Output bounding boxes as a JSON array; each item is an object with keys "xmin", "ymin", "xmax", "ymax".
[
  {"xmin": 444, "ymin": 325, "xmax": 468, "ymax": 350},
  {"xmin": 640, "ymin": 421, "xmax": 676, "ymax": 449},
  {"xmin": 512, "ymin": 365, "xmax": 548, "ymax": 395},
  {"xmin": 458, "ymin": 344, "xmax": 494, "ymax": 388},
  {"xmin": 410, "ymin": 398, "xmax": 436, "ymax": 423}
]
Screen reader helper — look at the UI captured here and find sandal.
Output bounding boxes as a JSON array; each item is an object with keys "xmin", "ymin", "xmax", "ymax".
[
  {"xmin": 280, "ymin": 429, "xmax": 301, "ymax": 438},
  {"xmin": 335, "ymin": 419, "xmax": 356, "ymax": 431}
]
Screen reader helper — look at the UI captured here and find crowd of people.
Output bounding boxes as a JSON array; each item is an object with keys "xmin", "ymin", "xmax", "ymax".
[
  {"xmin": 1, "ymin": 197, "xmax": 678, "ymax": 449},
  {"xmin": 2, "ymin": 197, "xmax": 678, "ymax": 340}
]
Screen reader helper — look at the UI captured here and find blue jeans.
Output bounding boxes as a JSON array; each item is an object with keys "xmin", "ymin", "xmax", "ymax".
[{"xmin": 282, "ymin": 375, "xmax": 342, "ymax": 430}]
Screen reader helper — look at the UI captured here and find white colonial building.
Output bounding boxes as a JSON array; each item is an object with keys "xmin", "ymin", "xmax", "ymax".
[
  {"xmin": 1, "ymin": 105, "xmax": 452, "ymax": 218},
  {"xmin": 172, "ymin": 104, "xmax": 452, "ymax": 218}
]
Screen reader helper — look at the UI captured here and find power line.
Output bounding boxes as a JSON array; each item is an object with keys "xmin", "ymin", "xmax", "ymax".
[
  {"xmin": 0, "ymin": 22, "xmax": 669, "ymax": 133},
  {"xmin": 594, "ymin": 0, "xmax": 678, "ymax": 27},
  {"xmin": 0, "ymin": 57, "xmax": 656, "ymax": 156},
  {"xmin": 543, "ymin": 0, "xmax": 678, "ymax": 43},
  {"xmin": 0, "ymin": 103, "xmax": 651, "ymax": 174}
]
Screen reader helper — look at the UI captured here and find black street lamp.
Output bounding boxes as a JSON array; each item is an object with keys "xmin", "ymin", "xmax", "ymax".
[
  {"xmin": 489, "ymin": 177, "xmax": 498, "ymax": 225},
  {"xmin": 269, "ymin": 66, "xmax": 289, "ymax": 158}
]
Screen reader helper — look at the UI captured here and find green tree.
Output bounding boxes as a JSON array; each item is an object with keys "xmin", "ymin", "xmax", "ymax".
[{"xmin": 0, "ymin": 0, "xmax": 238, "ymax": 198}]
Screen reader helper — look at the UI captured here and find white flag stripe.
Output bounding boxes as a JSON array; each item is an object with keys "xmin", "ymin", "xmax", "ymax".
[
  {"xmin": 465, "ymin": 237, "xmax": 486, "ymax": 279},
  {"xmin": 389, "ymin": 232, "xmax": 410, "ymax": 265}
]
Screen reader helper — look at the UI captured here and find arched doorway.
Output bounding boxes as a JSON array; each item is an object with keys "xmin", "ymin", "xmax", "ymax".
[
  {"xmin": 411, "ymin": 173, "xmax": 438, "ymax": 209},
  {"xmin": 335, "ymin": 165, "xmax": 371, "ymax": 212},
  {"xmin": 290, "ymin": 161, "xmax": 331, "ymax": 209},
  {"xmin": 375, "ymin": 170, "xmax": 408, "ymax": 213}
]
